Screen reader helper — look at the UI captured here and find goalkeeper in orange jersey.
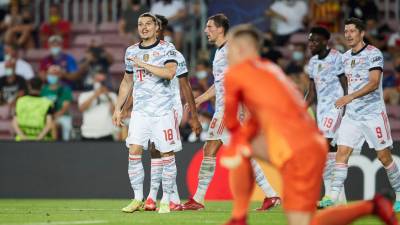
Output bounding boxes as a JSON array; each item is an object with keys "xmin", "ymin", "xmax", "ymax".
[{"xmin": 221, "ymin": 24, "xmax": 397, "ymax": 225}]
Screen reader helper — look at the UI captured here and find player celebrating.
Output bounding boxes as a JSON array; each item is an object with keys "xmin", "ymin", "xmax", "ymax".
[
  {"xmin": 321, "ymin": 18, "xmax": 400, "ymax": 211},
  {"xmin": 183, "ymin": 13, "xmax": 280, "ymax": 211},
  {"xmin": 306, "ymin": 26, "xmax": 347, "ymax": 207},
  {"xmin": 113, "ymin": 12, "xmax": 179, "ymax": 214},
  {"xmin": 144, "ymin": 14, "xmax": 202, "ymax": 212},
  {"xmin": 221, "ymin": 24, "xmax": 397, "ymax": 225}
]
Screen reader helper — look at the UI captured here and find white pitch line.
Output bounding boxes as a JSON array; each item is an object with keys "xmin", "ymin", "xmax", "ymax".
[{"xmin": 0, "ymin": 220, "xmax": 107, "ymax": 225}]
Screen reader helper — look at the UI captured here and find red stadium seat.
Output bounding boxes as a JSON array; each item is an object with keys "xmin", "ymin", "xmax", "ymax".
[
  {"xmin": 387, "ymin": 105, "xmax": 400, "ymax": 119},
  {"xmin": 289, "ymin": 33, "xmax": 308, "ymax": 45},
  {"xmin": 0, "ymin": 119, "xmax": 14, "ymax": 140},
  {"xmin": 71, "ymin": 23, "xmax": 96, "ymax": 34},
  {"xmin": 97, "ymin": 22, "xmax": 118, "ymax": 33},
  {"xmin": 0, "ymin": 104, "xmax": 11, "ymax": 119}
]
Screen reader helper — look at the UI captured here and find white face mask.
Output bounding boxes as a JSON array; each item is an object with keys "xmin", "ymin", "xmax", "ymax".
[
  {"xmin": 196, "ymin": 71, "xmax": 208, "ymax": 79},
  {"xmin": 93, "ymin": 82, "xmax": 102, "ymax": 90},
  {"xmin": 4, "ymin": 68, "xmax": 13, "ymax": 77},
  {"xmin": 4, "ymin": 54, "xmax": 11, "ymax": 61},
  {"xmin": 164, "ymin": 35, "xmax": 173, "ymax": 43}
]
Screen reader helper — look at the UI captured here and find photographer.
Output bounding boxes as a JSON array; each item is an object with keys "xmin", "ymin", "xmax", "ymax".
[
  {"xmin": 79, "ymin": 40, "xmax": 113, "ymax": 90},
  {"xmin": 78, "ymin": 71, "xmax": 117, "ymax": 141}
]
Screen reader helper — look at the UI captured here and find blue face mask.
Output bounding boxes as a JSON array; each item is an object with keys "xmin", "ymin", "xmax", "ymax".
[
  {"xmin": 47, "ymin": 74, "xmax": 59, "ymax": 84},
  {"xmin": 50, "ymin": 47, "xmax": 61, "ymax": 56},
  {"xmin": 292, "ymin": 51, "xmax": 304, "ymax": 62},
  {"xmin": 4, "ymin": 68, "xmax": 13, "ymax": 77}
]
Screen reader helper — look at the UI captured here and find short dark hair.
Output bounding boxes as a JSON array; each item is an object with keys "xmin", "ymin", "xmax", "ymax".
[
  {"xmin": 310, "ymin": 26, "xmax": 331, "ymax": 40},
  {"xmin": 29, "ymin": 78, "xmax": 43, "ymax": 91},
  {"xmin": 345, "ymin": 17, "xmax": 366, "ymax": 31},
  {"xmin": 208, "ymin": 13, "xmax": 230, "ymax": 35},
  {"xmin": 229, "ymin": 24, "xmax": 262, "ymax": 49},
  {"xmin": 155, "ymin": 14, "xmax": 168, "ymax": 29},
  {"xmin": 139, "ymin": 12, "xmax": 159, "ymax": 26}
]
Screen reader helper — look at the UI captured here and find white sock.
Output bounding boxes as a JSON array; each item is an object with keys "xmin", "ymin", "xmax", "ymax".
[
  {"xmin": 193, "ymin": 156, "xmax": 216, "ymax": 203},
  {"xmin": 385, "ymin": 161, "xmax": 400, "ymax": 202},
  {"xmin": 161, "ymin": 155, "xmax": 177, "ymax": 204},
  {"xmin": 170, "ymin": 183, "xmax": 180, "ymax": 204},
  {"xmin": 323, "ymin": 152, "xmax": 336, "ymax": 197},
  {"xmin": 330, "ymin": 163, "xmax": 348, "ymax": 202},
  {"xmin": 147, "ymin": 158, "xmax": 163, "ymax": 201},
  {"xmin": 250, "ymin": 159, "xmax": 278, "ymax": 197},
  {"xmin": 128, "ymin": 154, "xmax": 144, "ymax": 201}
]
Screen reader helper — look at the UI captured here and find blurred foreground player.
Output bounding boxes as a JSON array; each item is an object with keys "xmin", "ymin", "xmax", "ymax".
[{"xmin": 221, "ymin": 24, "xmax": 397, "ymax": 225}]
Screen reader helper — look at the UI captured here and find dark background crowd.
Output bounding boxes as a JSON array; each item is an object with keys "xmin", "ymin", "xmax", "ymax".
[{"xmin": 0, "ymin": 0, "xmax": 399, "ymax": 141}]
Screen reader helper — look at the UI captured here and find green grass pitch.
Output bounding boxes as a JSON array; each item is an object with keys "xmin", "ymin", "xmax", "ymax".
[{"xmin": 0, "ymin": 199, "xmax": 390, "ymax": 225}]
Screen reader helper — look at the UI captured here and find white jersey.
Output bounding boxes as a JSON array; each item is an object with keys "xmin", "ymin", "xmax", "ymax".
[
  {"xmin": 124, "ymin": 40, "xmax": 177, "ymax": 117},
  {"xmin": 342, "ymin": 44, "xmax": 385, "ymax": 121},
  {"xmin": 171, "ymin": 50, "xmax": 188, "ymax": 113},
  {"xmin": 308, "ymin": 49, "xmax": 344, "ymax": 120},
  {"xmin": 213, "ymin": 43, "xmax": 228, "ymax": 114}
]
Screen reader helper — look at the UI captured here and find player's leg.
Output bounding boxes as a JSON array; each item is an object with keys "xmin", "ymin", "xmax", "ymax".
[
  {"xmin": 144, "ymin": 141, "xmax": 162, "ymax": 211},
  {"xmin": 183, "ymin": 113, "xmax": 224, "ymax": 210},
  {"xmin": 170, "ymin": 108, "xmax": 183, "ymax": 210},
  {"xmin": 250, "ymin": 158, "xmax": 281, "ymax": 211},
  {"xmin": 363, "ymin": 113, "xmax": 400, "ymax": 211},
  {"xmin": 122, "ymin": 114, "xmax": 150, "ymax": 213},
  {"xmin": 159, "ymin": 150, "xmax": 177, "ymax": 213},
  {"xmin": 223, "ymin": 157, "xmax": 255, "ymax": 225}
]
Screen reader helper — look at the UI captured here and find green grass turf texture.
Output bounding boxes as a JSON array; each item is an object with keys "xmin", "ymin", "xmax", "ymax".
[{"xmin": 0, "ymin": 199, "xmax": 390, "ymax": 225}]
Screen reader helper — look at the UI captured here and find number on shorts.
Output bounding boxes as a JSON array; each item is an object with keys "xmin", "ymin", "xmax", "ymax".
[
  {"xmin": 163, "ymin": 129, "xmax": 174, "ymax": 141},
  {"xmin": 210, "ymin": 118, "xmax": 218, "ymax": 129},
  {"xmin": 323, "ymin": 117, "xmax": 333, "ymax": 129},
  {"xmin": 376, "ymin": 127, "xmax": 383, "ymax": 139}
]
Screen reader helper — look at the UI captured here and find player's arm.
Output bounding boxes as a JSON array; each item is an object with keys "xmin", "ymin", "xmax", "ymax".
[
  {"xmin": 335, "ymin": 69, "xmax": 381, "ymax": 108},
  {"xmin": 304, "ymin": 78, "xmax": 316, "ymax": 106},
  {"xmin": 195, "ymin": 84, "xmax": 216, "ymax": 106},
  {"xmin": 179, "ymin": 74, "xmax": 202, "ymax": 136},
  {"xmin": 113, "ymin": 72, "xmax": 133, "ymax": 127},
  {"xmin": 338, "ymin": 74, "xmax": 348, "ymax": 96},
  {"xmin": 11, "ymin": 116, "xmax": 27, "ymax": 140},
  {"xmin": 128, "ymin": 57, "xmax": 177, "ymax": 80}
]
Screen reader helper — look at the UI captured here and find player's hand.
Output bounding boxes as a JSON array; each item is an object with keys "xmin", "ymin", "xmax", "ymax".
[
  {"xmin": 335, "ymin": 95, "xmax": 353, "ymax": 108},
  {"xmin": 189, "ymin": 117, "xmax": 202, "ymax": 137},
  {"xmin": 127, "ymin": 56, "xmax": 145, "ymax": 68},
  {"xmin": 112, "ymin": 110, "xmax": 125, "ymax": 127}
]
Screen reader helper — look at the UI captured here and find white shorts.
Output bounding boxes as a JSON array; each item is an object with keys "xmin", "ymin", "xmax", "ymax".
[
  {"xmin": 337, "ymin": 112, "xmax": 393, "ymax": 151},
  {"xmin": 317, "ymin": 108, "xmax": 343, "ymax": 139},
  {"xmin": 126, "ymin": 111, "xmax": 182, "ymax": 153},
  {"xmin": 206, "ymin": 112, "xmax": 230, "ymax": 144}
]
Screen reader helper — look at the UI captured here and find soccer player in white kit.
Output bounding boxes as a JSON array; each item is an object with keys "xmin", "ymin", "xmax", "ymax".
[
  {"xmin": 143, "ymin": 15, "xmax": 202, "ymax": 212},
  {"xmin": 324, "ymin": 18, "xmax": 400, "ymax": 211},
  {"xmin": 306, "ymin": 26, "xmax": 348, "ymax": 208},
  {"xmin": 182, "ymin": 13, "xmax": 280, "ymax": 211},
  {"xmin": 112, "ymin": 13, "xmax": 179, "ymax": 214}
]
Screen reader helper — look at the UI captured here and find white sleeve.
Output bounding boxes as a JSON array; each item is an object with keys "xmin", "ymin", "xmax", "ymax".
[
  {"xmin": 335, "ymin": 53, "xmax": 345, "ymax": 76},
  {"xmin": 124, "ymin": 48, "xmax": 133, "ymax": 73},
  {"xmin": 368, "ymin": 49, "xmax": 384, "ymax": 71}
]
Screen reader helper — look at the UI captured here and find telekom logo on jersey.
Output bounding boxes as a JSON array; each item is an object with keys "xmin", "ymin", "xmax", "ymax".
[{"xmin": 349, "ymin": 155, "xmax": 400, "ymax": 199}]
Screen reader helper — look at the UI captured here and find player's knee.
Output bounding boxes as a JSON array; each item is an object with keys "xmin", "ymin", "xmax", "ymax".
[
  {"xmin": 336, "ymin": 146, "xmax": 352, "ymax": 163},
  {"xmin": 161, "ymin": 151, "xmax": 175, "ymax": 157},
  {"xmin": 377, "ymin": 149, "xmax": 393, "ymax": 167},
  {"xmin": 129, "ymin": 144, "xmax": 143, "ymax": 155},
  {"xmin": 203, "ymin": 140, "xmax": 221, "ymax": 157}
]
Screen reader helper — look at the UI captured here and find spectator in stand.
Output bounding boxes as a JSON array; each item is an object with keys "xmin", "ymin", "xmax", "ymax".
[
  {"xmin": 39, "ymin": 35, "xmax": 79, "ymax": 89},
  {"xmin": 285, "ymin": 43, "xmax": 308, "ymax": 93},
  {"xmin": 151, "ymin": 0, "xmax": 187, "ymax": 49},
  {"xmin": 118, "ymin": 0, "xmax": 148, "ymax": 43},
  {"xmin": 260, "ymin": 37, "xmax": 284, "ymax": 67},
  {"xmin": 40, "ymin": 65, "xmax": 73, "ymax": 141},
  {"xmin": 266, "ymin": 0, "xmax": 308, "ymax": 46},
  {"xmin": 308, "ymin": 0, "xmax": 341, "ymax": 33},
  {"xmin": 78, "ymin": 71, "xmax": 117, "ymax": 141},
  {"xmin": 190, "ymin": 60, "xmax": 213, "ymax": 94},
  {"xmin": 347, "ymin": 0, "xmax": 378, "ymax": 21},
  {"xmin": 0, "ymin": 44, "xmax": 34, "ymax": 80},
  {"xmin": 388, "ymin": 29, "xmax": 400, "ymax": 56},
  {"xmin": 40, "ymin": 4, "xmax": 71, "ymax": 49},
  {"xmin": 364, "ymin": 18, "xmax": 389, "ymax": 51},
  {"xmin": 0, "ymin": 59, "xmax": 27, "ymax": 107},
  {"xmin": 78, "ymin": 39, "xmax": 114, "ymax": 90},
  {"xmin": 4, "ymin": 6, "xmax": 34, "ymax": 49},
  {"xmin": 383, "ymin": 54, "xmax": 400, "ymax": 105},
  {"xmin": 12, "ymin": 78, "xmax": 55, "ymax": 141}
]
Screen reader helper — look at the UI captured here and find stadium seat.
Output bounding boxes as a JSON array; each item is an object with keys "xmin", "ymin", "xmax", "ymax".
[
  {"xmin": 387, "ymin": 105, "xmax": 400, "ymax": 119},
  {"xmin": 97, "ymin": 22, "xmax": 118, "ymax": 33},
  {"xmin": 66, "ymin": 48, "xmax": 86, "ymax": 61},
  {"xmin": 23, "ymin": 49, "xmax": 49, "ymax": 63},
  {"xmin": 73, "ymin": 35, "xmax": 102, "ymax": 48},
  {"xmin": 71, "ymin": 23, "xmax": 96, "ymax": 34},
  {"xmin": 0, "ymin": 119, "xmax": 14, "ymax": 140},
  {"xmin": 102, "ymin": 34, "xmax": 128, "ymax": 47}
]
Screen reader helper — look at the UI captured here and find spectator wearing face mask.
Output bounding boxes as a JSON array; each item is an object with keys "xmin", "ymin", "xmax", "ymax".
[
  {"xmin": 40, "ymin": 4, "xmax": 71, "ymax": 49},
  {"xmin": 39, "ymin": 35, "xmax": 79, "ymax": 89},
  {"xmin": 285, "ymin": 44, "xmax": 308, "ymax": 93},
  {"xmin": 78, "ymin": 71, "xmax": 117, "ymax": 141},
  {"xmin": 0, "ymin": 58, "xmax": 27, "ymax": 107},
  {"xmin": 40, "ymin": 65, "xmax": 73, "ymax": 141},
  {"xmin": 0, "ymin": 44, "xmax": 34, "ymax": 80}
]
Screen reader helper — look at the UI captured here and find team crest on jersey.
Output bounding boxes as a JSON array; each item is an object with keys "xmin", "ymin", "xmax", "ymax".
[
  {"xmin": 143, "ymin": 54, "xmax": 150, "ymax": 62},
  {"xmin": 152, "ymin": 51, "xmax": 160, "ymax": 57},
  {"xmin": 351, "ymin": 59, "xmax": 356, "ymax": 68},
  {"xmin": 318, "ymin": 64, "xmax": 322, "ymax": 73}
]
